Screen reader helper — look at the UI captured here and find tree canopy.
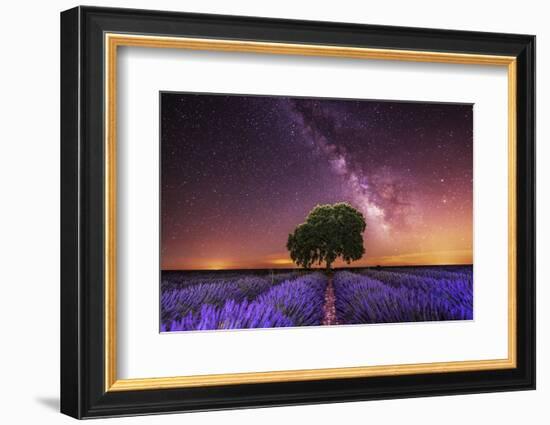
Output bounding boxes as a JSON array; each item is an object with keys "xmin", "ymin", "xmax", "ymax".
[{"xmin": 286, "ymin": 202, "xmax": 366, "ymax": 270}]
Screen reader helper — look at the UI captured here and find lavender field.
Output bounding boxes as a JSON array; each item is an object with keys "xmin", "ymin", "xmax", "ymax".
[{"xmin": 160, "ymin": 266, "xmax": 473, "ymax": 332}]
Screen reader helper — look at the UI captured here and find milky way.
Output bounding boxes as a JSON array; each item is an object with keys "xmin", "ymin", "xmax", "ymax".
[{"xmin": 161, "ymin": 93, "xmax": 473, "ymax": 270}]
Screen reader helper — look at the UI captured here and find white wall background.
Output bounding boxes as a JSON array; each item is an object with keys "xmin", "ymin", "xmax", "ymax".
[{"xmin": 0, "ymin": 0, "xmax": 545, "ymax": 423}]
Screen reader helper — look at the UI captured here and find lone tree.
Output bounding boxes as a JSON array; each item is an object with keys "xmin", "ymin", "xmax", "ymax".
[{"xmin": 286, "ymin": 202, "xmax": 366, "ymax": 271}]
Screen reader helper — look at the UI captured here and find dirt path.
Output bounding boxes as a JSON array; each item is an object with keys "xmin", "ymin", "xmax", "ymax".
[{"xmin": 322, "ymin": 276, "xmax": 339, "ymax": 326}]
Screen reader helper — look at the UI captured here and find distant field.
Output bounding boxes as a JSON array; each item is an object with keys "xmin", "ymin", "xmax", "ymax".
[{"xmin": 160, "ymin": 266, "xmax": 473, "ymax": 332}]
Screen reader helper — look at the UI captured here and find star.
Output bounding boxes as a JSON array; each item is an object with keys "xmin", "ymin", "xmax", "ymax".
[{"xmin": 160, "ymin": 93, "xmax": 473, "ymax": 270}]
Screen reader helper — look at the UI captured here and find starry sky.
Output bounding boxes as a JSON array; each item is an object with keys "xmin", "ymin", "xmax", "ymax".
[{"xmin": 161, "ymin": 93, "xmax": 473, "ymax": 270}]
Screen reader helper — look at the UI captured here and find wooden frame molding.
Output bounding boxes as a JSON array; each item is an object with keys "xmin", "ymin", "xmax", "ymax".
[{"xmin": 104, "ymin": 33, "xmax": 518, "ymax": 392}]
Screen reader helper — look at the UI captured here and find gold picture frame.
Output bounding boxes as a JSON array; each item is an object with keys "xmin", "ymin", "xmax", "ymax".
[
  {"xmin": 104, "ymin": 33, "xmax": 517, "ymax": 392},
  {"xmin": 61, "ymin": 6, "xmax": 535, "ymax": 419}
]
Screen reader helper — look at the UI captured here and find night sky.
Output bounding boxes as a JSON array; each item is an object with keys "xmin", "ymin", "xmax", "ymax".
[{"xmin": 161, "ymin": 93, "xmax": 473, "ymax": 270}]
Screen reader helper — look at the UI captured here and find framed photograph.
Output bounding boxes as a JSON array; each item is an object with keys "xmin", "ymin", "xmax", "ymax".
[{"xmin": 60, "ymin": 6, "xmax": 535, "ymax": 419}]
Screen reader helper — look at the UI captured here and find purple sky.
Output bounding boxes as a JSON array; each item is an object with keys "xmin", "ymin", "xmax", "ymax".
[{"xmin": 161, "ymin": 93, "xmax": 473, "ymax": 270}]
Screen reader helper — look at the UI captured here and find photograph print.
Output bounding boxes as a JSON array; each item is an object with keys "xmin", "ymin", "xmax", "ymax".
[{"xmin": 160, "ymin": 93, "xmax": 473, "ymax": 333}]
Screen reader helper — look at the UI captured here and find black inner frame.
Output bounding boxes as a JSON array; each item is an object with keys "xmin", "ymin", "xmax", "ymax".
[{"xmin": 60, "ymin": 6, "xmax": 535, "ymax": 419}]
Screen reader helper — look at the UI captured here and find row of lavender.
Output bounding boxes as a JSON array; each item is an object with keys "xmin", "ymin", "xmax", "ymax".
[
  {"xmin": 161, "ymin": 272, "xmax": 296, "ymax": 323},
  {"xmin": 333, "ymin": 266, "xmax": 473, "ymax": 324},
  {"xmin": 161, "ymin": 270, "xmax": 298, "ymax": 290},
  {"xmin": 161, "ymin": 273, "xmax": 328, "ymax": 331}
]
